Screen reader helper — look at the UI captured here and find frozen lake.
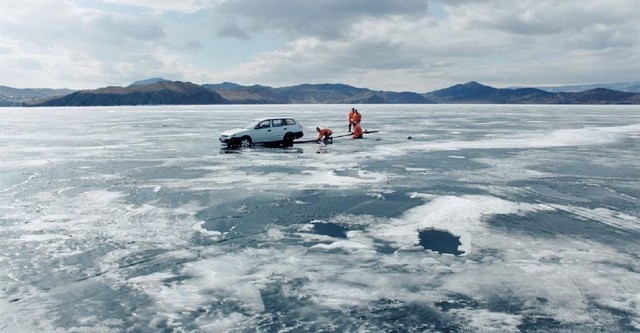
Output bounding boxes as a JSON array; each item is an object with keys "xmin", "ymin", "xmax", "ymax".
[{"xmin": 1, "ymin": 104, "xmax": 639, "ymax": 332}]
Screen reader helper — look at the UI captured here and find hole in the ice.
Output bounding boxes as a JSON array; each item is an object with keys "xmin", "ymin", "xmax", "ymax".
[
  {"xmin": 313, "ymin": 222, "xmax": 348, "ymax": 238},
  {"xmin": 418, "ymin": 228, "xmax": 464, "ymax": 255}
]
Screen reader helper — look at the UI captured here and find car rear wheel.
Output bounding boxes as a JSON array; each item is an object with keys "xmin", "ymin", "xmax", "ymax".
[
  {"xmin": 283, "ymin": 133, "xmax": 294, "ymax": 146},
  {"xmin": 240, "ymin": 136, "xmax": 252, "ymax": 148}
]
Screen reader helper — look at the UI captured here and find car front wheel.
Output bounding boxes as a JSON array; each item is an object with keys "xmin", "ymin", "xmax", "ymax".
[{"xmin": 240, "ymin": 136, "xmax": 252, "ymax": 148}]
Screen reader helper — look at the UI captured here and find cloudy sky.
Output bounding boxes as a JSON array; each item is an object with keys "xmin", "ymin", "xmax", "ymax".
[{"xmin": 1, "ymin": 0, "xmax": 639, "ymax": 92}]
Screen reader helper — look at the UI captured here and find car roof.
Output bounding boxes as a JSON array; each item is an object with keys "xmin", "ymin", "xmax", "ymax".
[{"xmin": 251, "ymin": 117, "xmax": 296, "ymax": 122}]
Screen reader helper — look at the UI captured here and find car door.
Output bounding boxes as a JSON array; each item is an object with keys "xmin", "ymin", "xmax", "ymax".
[
  {"xmin": 270, "ymin": 119, "xmax": 287, "ymax": 141},
  {"xmin": 252, "ymin": 119, "xmax": 272, "ymax": 143}
]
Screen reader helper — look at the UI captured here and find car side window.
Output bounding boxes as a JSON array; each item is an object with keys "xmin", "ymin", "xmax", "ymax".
[
  {"xmin": 256, "ymin": 120, "xmax": 270, "ymax": 129},
  {"xmin": 272, "ymin": 119, "xmax": 285, "ymax": 127},
  {"xmin": 284, "ymin": 119, "xmax": 296, "ymax": 125}
]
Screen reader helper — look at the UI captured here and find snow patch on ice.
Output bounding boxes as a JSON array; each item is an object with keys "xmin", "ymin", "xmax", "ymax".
[
  {"xmin": 450, "ymin": 308, "xmax": 522, "ymax": 333},
  {"xmin": 309, "ymin": 230, "xmax": 376, "ymax": 253},
  {"xmin": 370, "ymin": 194, "xmax": 551, "ymax": 254},
  {"xmin": 157, "ymin": 167, "xmax": 391, "ymax": 191},
  {"xmin": 193, "ymin": 221, "xmax": 223, "ymax": 238},
  {"xmin": 371, "ymin": 123, "xmax": 640, "ymax": 158},
  {"xmin": 198, "ymin": 312, "xmax": 251, "ymax": 333},
  {"xmin": 548, "ymin": 204, "xmax": 640, "ymax": 232}
]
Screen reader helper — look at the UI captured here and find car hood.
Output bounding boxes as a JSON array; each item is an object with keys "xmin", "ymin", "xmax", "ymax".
[{"xmin": 220, "ymin": 128, "xmax": 248, "ymax": 137}]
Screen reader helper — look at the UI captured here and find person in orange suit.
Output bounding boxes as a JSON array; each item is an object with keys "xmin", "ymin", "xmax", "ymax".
[
  {"xmin": 316, "ymin": 127, "xmax": 333, "ymax": 141},
  {"xmin": 352, "ymin": 109, "xmax": 362, "ymax": 127},
  {"xmin": 352, "ymin": 123, "xmax": 363, "ymax": 139},
  {"xmin": 348, "ymin": 108, "xmax": 357, "ymax": 132}
]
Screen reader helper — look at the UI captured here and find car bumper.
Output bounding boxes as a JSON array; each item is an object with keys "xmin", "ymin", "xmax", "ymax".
[{"xmin": 219, "ymin": 137, "xmax": 239, "ymax": 145}]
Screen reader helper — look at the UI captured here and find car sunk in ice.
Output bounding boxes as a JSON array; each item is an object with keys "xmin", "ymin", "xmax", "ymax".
[{"xmin": 219, "ymin": 117, "xmax": 304, "ymax": 148}]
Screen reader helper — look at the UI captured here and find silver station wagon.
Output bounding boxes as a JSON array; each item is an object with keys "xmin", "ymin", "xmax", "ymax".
[{"xmin": 219, "ymin": 117, "xmax": 304, "ymax": 148}]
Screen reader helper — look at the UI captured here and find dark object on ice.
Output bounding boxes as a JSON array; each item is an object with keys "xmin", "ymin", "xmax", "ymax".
[
  {"xmin": 293, "ymin": 130, "xmax": 378, "ymax": 144},
  {"xmin": 313, "ymin": 222, "xmax": 348, "ymax": 238},
  {"xmin": 418, "ymin": 229, "xmax": 464, "ymax": 255},
  {"xmin": 407, "ymin": 135, "xmax": 412, "ymax": 140}
]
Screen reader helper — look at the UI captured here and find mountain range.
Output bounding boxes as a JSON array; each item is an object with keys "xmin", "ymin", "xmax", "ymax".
[
  {"xmin": 0, "ymin": 86, "xmax": 75, "ymax": 107},
  {"xmin": 2, "ymin": 79, "xmax": 638, "ymax": 106},
  {"xmin": 520, "ymin": 81, "xmax": 640, "ymax": 93},
  {"xmin": 22, "ymin": 81, "xmax": 227, "ymax": 107}
]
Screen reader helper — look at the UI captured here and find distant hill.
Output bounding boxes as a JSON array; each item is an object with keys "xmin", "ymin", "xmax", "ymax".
[
  {"xmin": 0, "ymin": 86, "xmax": 76, "ymax": 106},
  {"xmin": 204, "ymin": 81, "xmax": 638, "ymax": 104},
  {"xmin": 279, "ymin": 83, "xmax": 370, "ymax": 104},
  {"xmin": 202, "ymin": 82, "xmax": 433, "ymax": 104},
  {"xmin": 424, "ymin": 82, "xmax": 554, "ymax": 103},
  {"xmin": 128, "ymin": 77, "xmax": 171, "ymax": 87},
  {"xmin": 529, "ymin": 81, "xmax": 640, "ymax": 93},
  {"xmin": 202, "ymin": 82, "xmax": 289, "ymax": 104},
  {"xmin": 276, "ymin": 83, "xmax": 432, "ymax": 104},
  {"xmin": 25, "ymin": 81, "xmax": 228, "ymax": 106},
  {"xmin": 555, "ymin": 88, "xmax": 640, "ymax": 104},
  {"xmin": 424, "ymin": 81, "xmax": 640, "ymax": 104},
  {"xmin": 8, "ymin": 79, "xmax": 640, "ymax": 107}
]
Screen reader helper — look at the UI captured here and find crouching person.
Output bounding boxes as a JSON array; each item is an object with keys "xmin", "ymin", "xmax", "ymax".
[
  {"xmin": 316, "ymin": 127, "xmax": 333, "ymax": 141},
  {"xmin": 352, "ymin": 123, "xmax": 363, "ymax": 139}
]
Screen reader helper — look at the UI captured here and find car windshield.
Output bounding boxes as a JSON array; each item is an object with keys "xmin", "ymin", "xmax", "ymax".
[{"xmin": 242, "ymin": 120, "xmax": 261, "ymax": 129}]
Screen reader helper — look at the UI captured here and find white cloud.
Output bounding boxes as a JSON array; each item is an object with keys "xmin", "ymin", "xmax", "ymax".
[
  {"xmin": 0, "ymin": 0, "xmax": 638, "ymax": 90},
  {"xmin": 0, "ymin": 1, "xmax": 180, "ymax": 88},
  {"xmin": 99, "ymin": 0, "xmax": 227, "ymax": 13},
  {"xmin": 210, "ymin": 0, "xmax": 639, "ymax": 90},
  {"xmin": 209, "ymin": 0, "xmax": 430, "ymax": 39}
]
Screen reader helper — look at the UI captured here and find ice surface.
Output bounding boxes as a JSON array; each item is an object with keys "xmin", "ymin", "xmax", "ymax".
[{"xmin": 1, "ymin": 104, "xmax": 639, "ymax": 332}]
